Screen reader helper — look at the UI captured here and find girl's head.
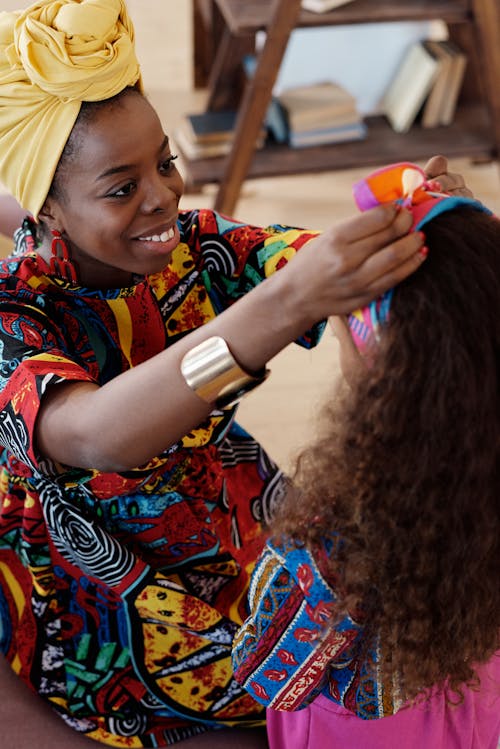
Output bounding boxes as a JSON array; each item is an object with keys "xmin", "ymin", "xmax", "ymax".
[
  {"xmin": 345, "ymin": 161, "xmax": 492, "ymax": 362},
  {"xmin": 276, "ymin": 176, "xmax": 500, "ymax": 703}
]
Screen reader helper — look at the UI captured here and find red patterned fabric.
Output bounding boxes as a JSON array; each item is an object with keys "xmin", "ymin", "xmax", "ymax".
[{"xmin": 0, "ymin": 209, "xmax": 322, "ymax": 746}]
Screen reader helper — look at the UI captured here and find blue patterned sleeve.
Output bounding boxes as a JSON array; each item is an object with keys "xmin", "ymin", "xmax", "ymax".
[{"xmin": 232, "ymin": 538, "xmax": 364, "ymax": 711}]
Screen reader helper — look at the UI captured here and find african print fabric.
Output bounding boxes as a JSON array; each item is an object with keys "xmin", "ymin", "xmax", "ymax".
[
  {"xmin": 234, "ymin": 539, "xmax": 500, "ymax": 749},
  {"xmin": 232, "ymin": 537, "xmax": 402, "ymax": 719},
  {"xmin": 0, "ymin": 209, "xmax": 323, "ymax": 746}
]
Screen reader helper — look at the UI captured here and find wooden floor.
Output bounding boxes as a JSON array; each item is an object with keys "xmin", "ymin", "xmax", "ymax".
[{"xmin": 1, "ymin": 0, "xmax": 499, "ymax": 471}]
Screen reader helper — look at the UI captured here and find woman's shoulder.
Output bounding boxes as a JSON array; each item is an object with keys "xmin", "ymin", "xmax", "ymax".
[
  {"xmin": 178, "ymin": 207, "xmax": 248, "ymax": 240},
  {"xmin": 0, "ymin": 217, "xmax": 42, "ymax": 287},
  {"xmin": 177, "ymin": 208, "xmax": 318, "ymax": 244},
  {"xmin": 0, "ymin": 251, "xmax": 37, "ymax": 289}
]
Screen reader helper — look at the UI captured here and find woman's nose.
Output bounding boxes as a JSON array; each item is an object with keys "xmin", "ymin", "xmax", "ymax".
[{"xmin": 141, "ymin": 173, "xmax": 183, "ymax": 213}]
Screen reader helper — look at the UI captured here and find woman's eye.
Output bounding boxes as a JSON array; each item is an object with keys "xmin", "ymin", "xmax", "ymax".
[
  {"xmin": 108, "ymin": 182, "xmax": 136, "ymax": 198},
  {"xmin": 160, "ymin": 154, "xmax": 178, "ymax": 174}
]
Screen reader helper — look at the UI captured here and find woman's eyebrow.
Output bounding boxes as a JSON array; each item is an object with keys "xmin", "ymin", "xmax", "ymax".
[
  {"xmin": 159, "ymin": 135, "xmax": 170, "ymax": 153},
  {"xmin": 96, "ymin": 136, "xmax": 170, "ymax": 181}
]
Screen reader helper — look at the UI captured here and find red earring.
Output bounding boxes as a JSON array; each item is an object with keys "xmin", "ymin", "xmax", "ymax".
[{"xmin": 50, "ymin": 230, "xmax": 78, "ymax": 284}]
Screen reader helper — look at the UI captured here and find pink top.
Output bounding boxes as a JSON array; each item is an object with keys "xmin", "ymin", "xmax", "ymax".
[{"xmin": 267, "ymin": 655, "xmax": 500, "ymax": 749}]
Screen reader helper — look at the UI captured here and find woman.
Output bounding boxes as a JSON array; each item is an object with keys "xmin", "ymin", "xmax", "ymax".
[{"xmin": 0, "ymin": 2, "xmax": 471, "ymax": 747}]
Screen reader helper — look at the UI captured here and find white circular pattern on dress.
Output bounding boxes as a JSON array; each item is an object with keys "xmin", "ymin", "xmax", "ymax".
[
  {"xmin": 200, "ymin": 239, "xmax": 236, "ymax": 278},
  {"xmin": 39, "ymin": 480, "xmax": 136, "ymax": 587}
]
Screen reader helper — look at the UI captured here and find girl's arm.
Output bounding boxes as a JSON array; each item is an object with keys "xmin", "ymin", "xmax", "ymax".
[{"xmin": 231, "ymin": 539, "xmax": 363, "ymax": 711}]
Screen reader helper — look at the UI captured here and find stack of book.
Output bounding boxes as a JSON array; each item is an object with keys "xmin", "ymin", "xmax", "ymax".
[
  {"xmin": 277, "ymin": 81, "xmax": 366, "ymax": 148},
  {"xmin": 174, "ymin": 110, "xmax": 266, "ymax": 160},
  {"xmin": 382, "ymin": 38, "xmax": 467, "ymax": 133}
]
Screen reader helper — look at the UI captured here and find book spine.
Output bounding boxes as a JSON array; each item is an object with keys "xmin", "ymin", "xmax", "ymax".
[{"xmin": 289, "ymin": 122, "xmax": 367, "ymax": 147}]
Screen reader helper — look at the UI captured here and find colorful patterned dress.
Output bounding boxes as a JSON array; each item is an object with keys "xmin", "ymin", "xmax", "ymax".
[{"xmin": 0, "ymin": 210, "xmax": 322, "ymax": 747}]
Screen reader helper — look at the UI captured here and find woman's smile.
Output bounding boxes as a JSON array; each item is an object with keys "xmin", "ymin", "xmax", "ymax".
[{"xmin": 134, "ymin": 222, "xmax": 180, "ymax": 256}]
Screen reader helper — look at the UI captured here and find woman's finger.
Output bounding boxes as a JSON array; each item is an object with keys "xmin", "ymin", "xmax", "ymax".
[
  {"xmin": 330, "ymin": 203, "xmax": 411, "ymax": 247},
  {"xmin": 340, "ymin": 208, "xmax": 418, "ymax": 270},
  {"xmin": 357, "ymin": 231, "xmax": 426, "ymax": 294},
  {"xmin": 324, "ymin": 206, "xmax": 414, "ymax": 281},
  {"xmin": 330, "ymin": 232, "xmax": 427, "ymax": 314},
  {"xmin": 423, "ymin": 154, "xmax": 474, "ymax": 197},
  {"xmin": 429, "ymin": 172, "xmax": 473, "ymax": 195},
  {"xmin": 434, "ymin": 178, "xmax": 473, "ymax": 198},
  {"xmin": 423, "ymin": 154, "xmax": 448, "ymax": 179}
]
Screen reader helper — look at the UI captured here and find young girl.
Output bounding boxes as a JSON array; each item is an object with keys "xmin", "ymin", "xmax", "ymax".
[{"xmin": 232, "ymin": 163, "xmax": 500, "ymax": 749}]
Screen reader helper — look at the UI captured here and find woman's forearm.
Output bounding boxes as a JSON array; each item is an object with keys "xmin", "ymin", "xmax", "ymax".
[{"xmin": 35, "ymin": 264, "xmax": 314, "ymax": 471}]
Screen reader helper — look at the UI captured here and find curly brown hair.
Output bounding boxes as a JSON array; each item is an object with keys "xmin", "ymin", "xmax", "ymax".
[{"xmin": 274, "ymin": 206, "xmax": 500, "ymax": 704}]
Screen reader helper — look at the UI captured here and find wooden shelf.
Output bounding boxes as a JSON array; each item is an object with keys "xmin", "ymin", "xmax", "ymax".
[
  {"xmin": 179, "ymin": 106, "xmax": 493, "ymax": 189},
  {"xmin": 190, "ymin": 0, "xmax": 500, "ymax": 214},
  {"xmin": 215, "ymin": 0, "xmax": 471, "ymax": 33}
]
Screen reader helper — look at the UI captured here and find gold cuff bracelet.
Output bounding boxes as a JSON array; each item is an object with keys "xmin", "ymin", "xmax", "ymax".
[{"xmin": 180, "ymin": 336, "xmax": 270, "ymax": 409}]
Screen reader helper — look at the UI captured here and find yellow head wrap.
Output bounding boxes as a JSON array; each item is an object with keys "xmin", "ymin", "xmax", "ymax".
[{"xmin": 0, "ymin": 0, "xmax": 142, "ymax": 219}]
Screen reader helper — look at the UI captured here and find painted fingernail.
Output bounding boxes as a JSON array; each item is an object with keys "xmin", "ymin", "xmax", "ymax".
[
  {"xmin": 427, "ymin": 180, "xmax": 441, "ymax": 191},
  {"xmin": 419, "ymin": 245, "xmax": 429, "ymax": 258}
]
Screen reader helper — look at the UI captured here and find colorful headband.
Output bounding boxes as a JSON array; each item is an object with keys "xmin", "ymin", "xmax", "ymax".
[{"xmin": 348, "ymin": 162, "xmax": 491, "ymax": 353}]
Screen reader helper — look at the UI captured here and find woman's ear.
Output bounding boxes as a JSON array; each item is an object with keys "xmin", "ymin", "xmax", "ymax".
[
  {"xmin": 37, "ymin": 197, "xmax": 67, "ymax": 240},
  {"xmin": 37, "ymin": 197, "xmax": 57, "ymax": 226}
]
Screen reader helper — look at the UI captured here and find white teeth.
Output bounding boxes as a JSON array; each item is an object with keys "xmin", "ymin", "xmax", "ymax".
[{"xmin": 138, "ymin": 228, "xmax": 174, "ymax": 242}]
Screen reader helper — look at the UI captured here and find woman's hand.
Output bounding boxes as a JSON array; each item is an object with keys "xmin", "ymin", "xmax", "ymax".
[
  {"xmin": 423, "ymin": 154, "xmax": 474, "ymax": 197},
  {"xmin": 283, "ymin": 203, "xmax": 425, "ymax": 322}
]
